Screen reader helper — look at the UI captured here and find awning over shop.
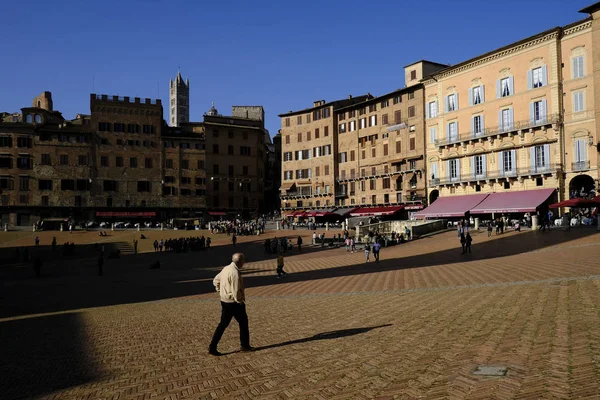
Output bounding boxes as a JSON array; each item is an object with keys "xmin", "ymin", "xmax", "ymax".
[
  {"xmin": 286, "ymin": 210, "xmax": 307, "ymax": 217},
  {"xmin": 95, "ymin": 212, "xmax": 156, "ymax": 217},
  {"xmin": 550, "ymin": 196, "xmax": 600, "ymax": 209},
  {"xmin": 470, "ymin": 189, "xmax": 555, "ymax": 214},
  {"xmin": 41, "ymin": 218, "xmax": 70, "ymax": 222},
  {"xmin": 208, "ymin": 211, "xmax": 227, "ymax": 216},
  {"xmin": 405, "ymin": 204, "xmax": 424, "ymax": 211},
  {"xmin": 350, "ymin": 206, "xmax": 405, "ymax": 217},
  {"xmin": 305, "ymin": 208, "xmax": 337, "ymax": 217},
  {"xmin": 333, "ymin": 207, "xmax": 357, "ymax": 216},
  {"xmin": 414, "ymin": 194, "xmax": 488, "ymax": 219},
  {"xmin": 279, "ymin": 182, "xmax": 295, "ymax": 191}
]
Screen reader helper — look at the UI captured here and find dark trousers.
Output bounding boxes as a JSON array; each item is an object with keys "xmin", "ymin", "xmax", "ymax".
[
  {"xmin": 373, "ymin": 250, "xmax": 379, "ymax": 261},
  {"xmin": 210, "ymin": 302, "xmax": 250, "ymax": 350}
]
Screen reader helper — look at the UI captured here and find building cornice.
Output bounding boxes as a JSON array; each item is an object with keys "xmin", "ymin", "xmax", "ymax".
[
  {"xmin": 422, "ymin": 30, "xmax": 560, "ymax": 85},
  {"xmin": 563, "ymin": 20, "xmax": 592, "ymax": 36}
]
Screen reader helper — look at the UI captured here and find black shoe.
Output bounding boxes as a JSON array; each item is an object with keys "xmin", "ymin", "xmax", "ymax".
[
  {"xmin": 240, "ymin": 346, "xmax": 255, "ymax": 352},
  {"xmin": 208, "ymin": 349, "xmax": 222, "ymax": 356}
]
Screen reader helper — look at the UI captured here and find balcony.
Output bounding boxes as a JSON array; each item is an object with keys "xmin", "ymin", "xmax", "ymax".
[
  {"xmin": 337, "ymin": 164, "xmax": 423, "ymax": 183},
  {"xmin": 434, "ymin": 114, "xmax": 560, "ymax": 147},
  {"xmin": 432, "ymin": 164, "xmax": 561, "ymax": 186},
  {"xmin": 572, "ymin": 161, "xmax": 590, "ymax": 171}
]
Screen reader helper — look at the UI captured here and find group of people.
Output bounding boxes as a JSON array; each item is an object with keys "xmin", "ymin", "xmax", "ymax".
[
  {"xmin": 153, "ymin": 236, "xmax": 212, "ymax": 253},
  {"xmin": 210, "ymin": 220, "xmax": 264, "ymax": 236},
  {"xmin": 457, "ymin": 221, "xmax": 473, "ymax": 254},
  {"xmin": 264, "ymin": 237, "xmax": 297, "ymax": 254}
]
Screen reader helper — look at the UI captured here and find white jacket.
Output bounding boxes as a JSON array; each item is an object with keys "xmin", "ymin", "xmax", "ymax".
[{"xmin": 213, "ymin": 262, "xmax": 245, "ymax": 304}]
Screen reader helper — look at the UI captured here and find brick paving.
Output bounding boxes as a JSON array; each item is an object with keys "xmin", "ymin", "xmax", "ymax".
[{"xmin": 1, "ymin": 228, "xmax": 600, "ymax": 399}]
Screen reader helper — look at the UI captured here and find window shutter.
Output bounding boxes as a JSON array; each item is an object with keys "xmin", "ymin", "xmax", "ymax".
[
  {"xmin": 446, "ymin": 123, "xmax": 451, "ymax": 140},
  {"xmin": 481, "ymin": 115, "xmax": 485, "ymax": 133},
  {"xmin": 374, "ymin": 115, "xmax": 377, "ymax": 125},
  {"xmin": 572, "ymin": 57, "xmax": 578, "ymax": 78},
  {"xmin": 455, "ymin": 93, "xmax": 459, "ymax": 109},
  {"xmin": 509, "ymin": 76, "xmax": 514, "ymax": 95},
  {"xmin": 574, "ymin": 140, "xmax": 581, "ymax": 162},
  {"xmin": 471, "ymin": 116, "xmax": 475, "ymax": 136},
  {"xmin": 498, "ymin": 152, "xmax": 502, "ymax": 173},
  {"xmin": 508, "ymin": 108, "xmax": 513, "ymax": 128},
  {"xmin": 496, "ymin": 80, "xmax": 501, "ymax": 98},
  {"xmin": 527, "ymin": 70, "xmax": 533, "ymax": 90},
  {"xmin": 471, "ymin": 156, "xmax": 475, "ymax": 177},
  {"xmin": 426, "ymin": 104, "xmax": 430, "ymax": 119},
  {"xmin": 529, "ymin": 102, "xmax": 535, "ymax": 124},
  {"xmin": 541, "ymin": 99, "xmax": 547, "ymax": 122},
  {"xmin": 446, "ymin": 160, "xmax": 450, "ymax": 179},
  {"xmin": 541, "ymin": 65, "xmax": 548, "ymax": 86},
  {"xmin": 582, "ymin": 139, "xmax": 588, "ymax": 161},
  {"xmin": 431, "ymin": 162, "xmax": 438, "ymax": 179},
  {"xmin": 435, "ymin": 101, "xmax": 438, "ymax": 115},
  {"xmin": 468, "ymin": 88, "xmax": 473, "ymax": 106},
  {"xmin": 511, "ymin": 149, "xmax": 516, "ymax": 173},
  {"xmin": 498, "ymin": 109, "xmax": 503, "ymax": 129},
  {"xmin": 444, "ymin": 96, "xmax": 449, "ymax": 113},
  {"xmin": 530, "ymin": 147, "xmax": 536, "ymax": 170},
  {"xmin": 482, "ymin": 154, "xmax": 487, "ymax": 176},
  {"xmin": 456, "ymin": 159, "xmax": 461, "ymax": 177},
  {"xmin": 480, "ymin": 85, "xmax": 485, "ymax": 103},
  {"xmin": 543, "ymin": 144, "xmax": 550, "ymax": 167}
]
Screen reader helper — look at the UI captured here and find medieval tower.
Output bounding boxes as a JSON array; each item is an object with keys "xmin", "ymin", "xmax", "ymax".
[{"xmin": 169, "ymin": 70, "xmax": 189, "ymax": 126}]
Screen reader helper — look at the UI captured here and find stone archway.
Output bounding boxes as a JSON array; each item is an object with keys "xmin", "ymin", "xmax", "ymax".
[
  {"xmin": 568, "ymin": 174, "xmax": 595, "ymax": 198},
  {"xmin": 429, "ymin": 189, "xmax": 440, "ymax": 205}
]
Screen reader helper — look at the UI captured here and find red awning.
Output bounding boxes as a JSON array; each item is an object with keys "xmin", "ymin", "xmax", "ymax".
[
  {"xmin": 350, "ymin": 206, "xmax": 404, "ymax": 217},
  {"xmin": 414, "ymin": 194, "xmax": 488, "ymax": 219},
  {"xmin": 95, "ymin": 211, "xmax": 156, "ymax": 217},
  {"xmin": 208, "ymin": 211, "xmax": 227, "ymax": 216},
  {"xmin": 550, "ymin": 197, "xmax": 600, "ymax": 209},
  {"xmin": 405, "ymin": 204, "xmax": 424, "ymax": 211},
  {"xmin": 470, "ymin": 189, "xmax": 555, "ymax": 214}
]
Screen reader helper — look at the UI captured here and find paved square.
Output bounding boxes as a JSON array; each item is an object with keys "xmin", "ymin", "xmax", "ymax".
[{"xmin": 1, "ymin": 227, "xmax": 600, "ymax": 399}]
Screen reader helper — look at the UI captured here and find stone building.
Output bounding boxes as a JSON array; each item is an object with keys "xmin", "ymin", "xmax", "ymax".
[
  {"xmin": 0, "ymin": 92, "xmax": 271, "ymax": 226},
  {"xmin": 278, "ymin": 96, "xmax": 372, "ymax": 211},
  {"xmin": 416, "ymin": 3, "xmax": 599, "ymax": 219}
]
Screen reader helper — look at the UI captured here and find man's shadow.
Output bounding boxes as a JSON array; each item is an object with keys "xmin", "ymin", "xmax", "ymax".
[{"xmin": 224, "ymin": 324, "xmax": 392, "ymax": 354}]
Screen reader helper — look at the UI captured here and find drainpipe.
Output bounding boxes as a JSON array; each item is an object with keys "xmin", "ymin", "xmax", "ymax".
[{"xmin": 556, "ymin": 29, "xmax": 566, "ymax": 215}]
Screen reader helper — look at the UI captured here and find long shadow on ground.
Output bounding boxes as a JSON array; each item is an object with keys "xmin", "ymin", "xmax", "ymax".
[
  {"xmin": 0, "ymin": 312, "xmax": 103, "ymax": 399},
  {"xmin": 0, "ymin": 229, "xmax": 597, "ymax": 319}
]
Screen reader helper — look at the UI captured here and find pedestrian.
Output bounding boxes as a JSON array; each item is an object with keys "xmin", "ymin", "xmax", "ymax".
[
  {"xmin": 206, "ymin": 237, "xmax": 211, "ymax": 248},
  {"xmin": 345, "ymin": 237, "xmax": 351, "ymax": 252},
  {"xmin": 373, "ymin": 241, "xmax": 381, "ymax": 262},
  {"xmin": 350, "ymin": 237, "xmax": 356, "ymax": 253},
  {"xmin": 209, "ymin": 253, "xmax": 253, "ymax": 356},
  {"xmin": 312, "ymin": 231, "xmax": 317, "ymax": 245},
  {"xmin": 276, "ymin": 253, "xmax": 287, "ymax": 278},
  {"xmin": 34, "ymin": 236, "xmax": 40, "ymax": 247},
  {"xmin": 487, "ymin": 222, "xmax": 493, "ymax": 237},
  {"xmin": 153, "ymin": 240, "xmax": 158, "ymax": 252},
  {"xmin": 52, "ymin": 237, "xmax": 57, "ymax": 252},
  {"xmin": 320, "ymin": 233, "xmax": 325, "ymax": 247},
  {"xmin": 297, "ymin": 235, "xmax": 302, "ymax": 252},
  {"xmin": 404, "ymin": 226, "xmax": 411, "ymax": 241},
  {"xmin": 460, "ymin": 232, "xmax": 466, "ymax": 254},
  {"xmin": 465, "ymin": 233, "xmax": 472, "ymax": 254},
  {"xmin": 232, "ymin": 234, "xmax": 237, "ymax": 247},
  {"xmin": 159, "ymin": 239, "xmax": 164, "ymax": 252},
  {"xmin": 364, "ymin": 242, "xmax": 371, "ymax": 263},
  {"xmin": 133, "ymin": 239, "xmax": 138, "ymax": 255}
]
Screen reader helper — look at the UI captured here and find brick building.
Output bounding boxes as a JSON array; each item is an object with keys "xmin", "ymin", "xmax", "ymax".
[{"xmin": 0, "ymin": 92, "xmax": 270, "ymax": 226}]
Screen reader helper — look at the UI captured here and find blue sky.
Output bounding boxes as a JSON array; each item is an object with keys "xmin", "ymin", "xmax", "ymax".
[{"xmin": 0, "ymin": 0, "xmax": 594, "ymax": 137}]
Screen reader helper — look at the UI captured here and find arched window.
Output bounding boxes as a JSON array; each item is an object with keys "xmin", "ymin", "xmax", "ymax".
[
  {"xmin": 25, "ymin": 114, "xmax": 33, "ymax": 123},
  {"xmin": 34, "ymin": 114, "xmax": 42, "ymax": 123}
]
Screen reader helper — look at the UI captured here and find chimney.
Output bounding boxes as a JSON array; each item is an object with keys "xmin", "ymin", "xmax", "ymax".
[
  {"xmin": 348, "ymin": 95, "xmax": 352, "ymax": 100},
  {"xmin": 313, "ymin": 101, "xmax": 320, "ymax": 107}
]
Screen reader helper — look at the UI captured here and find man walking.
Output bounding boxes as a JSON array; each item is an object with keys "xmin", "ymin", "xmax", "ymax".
[
  {"xmin": 373, "ymin": 240, "xmax": 381, "ymax": 262},
  {"xmin": 209, "ymin": 253, "xmax": 253, "ymax": 356}
]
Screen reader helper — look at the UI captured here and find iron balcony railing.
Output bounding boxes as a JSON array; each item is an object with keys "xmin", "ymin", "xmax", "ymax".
[
  {"xmin": 433, "ymin": 164, "xmax": 560, "ymax": 186},
  {"xmin": 572, "ymin": 161, "xmax": 590, "ymax": 171},
  {"xmin": 434, "ymin": 113, "xmax": 560, "ymax": 147}
]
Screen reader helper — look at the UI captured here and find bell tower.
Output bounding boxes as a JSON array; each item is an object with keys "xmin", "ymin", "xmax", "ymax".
[{"xmin": 169, "ymin": 69, "xmax": 189, "ymax": 126}]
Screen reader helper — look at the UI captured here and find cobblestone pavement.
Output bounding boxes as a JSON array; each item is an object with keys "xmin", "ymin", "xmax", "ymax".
[{"xmin": 1, "ymin": 228, "xmax": 600, "ymax": 399}]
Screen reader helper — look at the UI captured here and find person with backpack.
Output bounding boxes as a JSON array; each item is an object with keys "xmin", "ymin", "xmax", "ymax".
[{"xmin": 364, "ymin": 242, "xmax": 371, "ymax": 263}]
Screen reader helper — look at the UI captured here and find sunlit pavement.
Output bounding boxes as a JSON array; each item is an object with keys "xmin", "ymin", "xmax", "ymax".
[{"xmin": 1, "ymin": 228, "xmax": 600, "ymax": 399}]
